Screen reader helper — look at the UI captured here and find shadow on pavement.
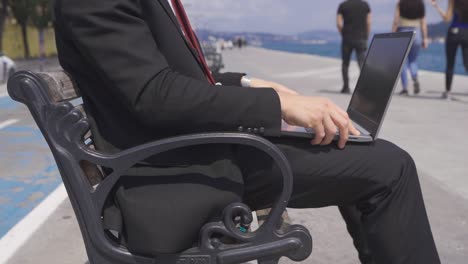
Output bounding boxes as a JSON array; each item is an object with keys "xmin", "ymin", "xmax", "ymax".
[{"xmin": 426, "ymin": 91, "xmax": 468, "ymax": 97}]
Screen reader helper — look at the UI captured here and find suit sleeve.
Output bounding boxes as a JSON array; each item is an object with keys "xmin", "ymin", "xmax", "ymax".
[
  {"xmin": 56, "ymin": 0, "xmax": 282, "ymax": 137},
  {"xmin": 212, "ymin": 72, "xmax": 246, "ymax": 86}
]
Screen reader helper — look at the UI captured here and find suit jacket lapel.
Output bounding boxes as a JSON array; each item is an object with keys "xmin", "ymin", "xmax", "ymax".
[{"xmin": 157, "ymin": 0, "xmax": 203, "ymax": 66}]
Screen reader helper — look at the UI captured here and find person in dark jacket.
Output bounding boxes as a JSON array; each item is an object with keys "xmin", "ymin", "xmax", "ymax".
[{"xmin": 53, "ymin": 0, "xmax": 440, "ymax": 263}]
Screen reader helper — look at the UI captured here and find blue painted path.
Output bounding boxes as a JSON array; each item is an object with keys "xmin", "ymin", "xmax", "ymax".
[{"xmin": 0, "ymin": 95, "xmax": 62, "ymax": 239}]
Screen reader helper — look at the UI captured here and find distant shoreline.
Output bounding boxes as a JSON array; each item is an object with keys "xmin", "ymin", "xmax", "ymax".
[{"xmin": 258, "ymin": 41, "xmax": 467, "ymax": 75}]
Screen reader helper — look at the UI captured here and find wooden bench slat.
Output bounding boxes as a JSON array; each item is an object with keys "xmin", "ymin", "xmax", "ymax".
[{"xmin": 38, "ymin": 71, "xmax": 81, "ymax": 102}]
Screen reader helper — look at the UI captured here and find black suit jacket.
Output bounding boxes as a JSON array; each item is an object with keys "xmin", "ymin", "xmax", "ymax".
[
  {"xmin": 54, "ymin": 0, "xmax": 282, "ymax": 255},
  {"xmin": 55, "ymin": 0, "xmax": 281, "ymax": 153}
]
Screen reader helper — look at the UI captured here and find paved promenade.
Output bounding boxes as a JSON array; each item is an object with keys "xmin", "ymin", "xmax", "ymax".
[{"xmin": 1, "ymin": 48, "xmax": 468, "ymax": 264}]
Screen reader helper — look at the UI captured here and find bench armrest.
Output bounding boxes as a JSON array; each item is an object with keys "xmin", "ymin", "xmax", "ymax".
[
  {"xmin": 53, "ymin": 103, "xmax": 311, "ymax": 263},
  {"xmin": 68, "ymin": 115, "xmax": 293, "ymax": 235}
]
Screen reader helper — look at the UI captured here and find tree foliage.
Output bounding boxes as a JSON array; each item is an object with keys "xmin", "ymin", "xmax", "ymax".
[
  {"xmin": 0, "ymin": 0, "xmax": 8, "ymax": 50},
  {"xmin": 7, "ymin": 0, "xmax": 53, "ymax": 58},
  {"xmin": 9, "ymin": 0, "xmax": 34, "ymax": 57},
  {"xmin": 9, "ymin": 0, "xmax": 34, "ymax": 26},
  {"xmin": 31, "ymin": 0, "xmax": 52, "ymax": 30}
]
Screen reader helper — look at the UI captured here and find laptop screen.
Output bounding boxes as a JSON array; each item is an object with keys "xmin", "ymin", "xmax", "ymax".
[{"xmin": 348, "ymin": 32, "xmax": 414, "ymax": 137}]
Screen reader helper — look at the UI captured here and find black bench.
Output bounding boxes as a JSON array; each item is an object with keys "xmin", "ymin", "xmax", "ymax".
[
  {"xmin": 202, "ymin": 45, "xmax": 225, "ymax": 73},
  {"xmin": 205, "ymin": 52, "xmax": 225, "ymax": 73},
  {"xmin": 7, "ymin": 70, "xmax": 312, "ymax": 264}
]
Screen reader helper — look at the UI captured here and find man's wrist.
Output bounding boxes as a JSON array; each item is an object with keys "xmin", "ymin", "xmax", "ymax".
[{"xmin": 241, "ymin": 75, "xmax": 252, "ymax": 87}]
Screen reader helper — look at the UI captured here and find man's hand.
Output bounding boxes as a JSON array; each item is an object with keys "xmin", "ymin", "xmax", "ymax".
[
  {"xmin": 250, "ymin": 78, "xmax": 299, "ymax": 95},
  {"xmin": 279, "ymin": 93, "xmax": 360, "ymax": 149}
]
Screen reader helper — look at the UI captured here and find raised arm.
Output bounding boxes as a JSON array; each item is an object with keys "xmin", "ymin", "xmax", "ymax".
[
  {"xmin": 421, "ymin": 17, "xmax": 429, "ymax": 48},
  {"xmin": 337, "ymin": 3, "xmax": 344, "ymax": 35},
  {"xmin": 367, "ymin": 12, "xmax": 372, "ymax": 38},
  {"xmin": 392, "ymin": 4, "xmax": 400, "ymax": 33},
  {"xmin": 432, "ymin": 0, "xmax": 455, "ymax": 22}
]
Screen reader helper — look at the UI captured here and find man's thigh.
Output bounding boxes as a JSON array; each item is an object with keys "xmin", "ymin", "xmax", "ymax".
[
  {"xmin": 114, "ymin": 159, "xmax": 244, "ymax": 255},
  {"xmin": 236, "ymin": 138, "xmax": 411, "ymax": 210}
]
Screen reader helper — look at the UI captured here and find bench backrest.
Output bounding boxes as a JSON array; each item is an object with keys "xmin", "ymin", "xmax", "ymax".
[
  {"xmin": 36, "ymin": 71, "xmax": 81, "ymax": 101},
  {"xmin": 36, "ymin": 71, "xmax": 105, "ymax": 185}
]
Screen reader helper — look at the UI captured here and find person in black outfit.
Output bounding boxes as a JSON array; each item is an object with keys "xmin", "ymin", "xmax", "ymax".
[
  {"xmin": 54, "ymin": 0, "xmax": 440, "ymax": 263},
  {"xmin": 432, "ymin": 0, "xmax": 468, "ymax": 99},
  {"xmin": 337, "ymin": 0, "xmax": 372, "ymax": 94}
]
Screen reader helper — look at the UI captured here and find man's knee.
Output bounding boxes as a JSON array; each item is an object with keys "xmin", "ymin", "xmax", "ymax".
[
  {"xmin": 373, "ymin": 139, "xmax": 417, "ymax": 186},
  {"xmin": 357, "ymin": 140, "xmax": 417, "ymax": 214}
]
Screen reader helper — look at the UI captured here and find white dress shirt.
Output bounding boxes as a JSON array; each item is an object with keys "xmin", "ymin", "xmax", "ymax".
[{"xmin": 167, "ymin": 0, "xmax": 175, "ymax": 14}]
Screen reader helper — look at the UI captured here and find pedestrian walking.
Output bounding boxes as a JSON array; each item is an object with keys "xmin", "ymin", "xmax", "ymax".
[
  {"xmin": 337, "ymin": 0, "xmax": 372, "ymax": 94},
  {"xmin": 392, "ymin": 0, "xmax": 429, "ymax": 96},
  {"xmin": 432, "ymin": 0, "xmax": 468, "ymax": 99}
]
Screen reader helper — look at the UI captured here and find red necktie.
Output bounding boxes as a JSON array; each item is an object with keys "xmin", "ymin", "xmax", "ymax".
[{"xmin": 170, "ymin": 0, "xmax": 216, "ymax": 84}]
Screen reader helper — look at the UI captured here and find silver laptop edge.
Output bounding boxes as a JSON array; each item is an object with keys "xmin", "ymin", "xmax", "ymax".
[{"xmin": 367, "ymin": 31, "xmax": 416, "ymax": 140}]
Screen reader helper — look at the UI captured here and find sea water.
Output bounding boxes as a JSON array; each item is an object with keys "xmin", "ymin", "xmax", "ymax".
[{"xmin": 262, "ymin": 41, "xmax": 467, "ymax": 75}]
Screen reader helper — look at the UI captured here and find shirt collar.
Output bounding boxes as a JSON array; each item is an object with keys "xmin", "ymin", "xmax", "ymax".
[{"xmin": 167, "ymin": 0, "xmax": 175, "ymax": 14}]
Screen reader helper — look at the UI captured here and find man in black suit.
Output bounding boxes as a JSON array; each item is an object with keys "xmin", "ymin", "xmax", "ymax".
[{"xmin": 53, "ymin": 0, "xmax": 440, "ymax": 263}]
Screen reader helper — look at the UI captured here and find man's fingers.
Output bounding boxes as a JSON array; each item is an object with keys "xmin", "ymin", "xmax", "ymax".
[
  {"xmin": 349, "ymin": 122, "xmax": 361, "ymax": 136},
  {"xmin": 330, "ymin": 104, "xmax": 359, "ymax": 137},
  {"xmin": 321, "ymin": 115, "xmax": 337, "ymax": 146},
  {"xmin": 331, "ymin": 111, "xmax": 349, "ymax": 148},
  {"xmin": 311, "ymin": 123, "xmax": 326, "ymax": 145}
]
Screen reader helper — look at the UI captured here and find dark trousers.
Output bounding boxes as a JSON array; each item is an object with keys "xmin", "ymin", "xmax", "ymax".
[
  {"xmin": 115, "ymin": 139, "xmax": 440, "ymax": 264},
  {"xmin": 237, "ymin": 138, "xmax": 440, "ymax": 264},
  {"xmin": 341, "ymin": 38, "xmax": 368, "ymax": 89},
  {"xmin": 445, "ymin": 27, "xmax": 468, "ymax": 91}
]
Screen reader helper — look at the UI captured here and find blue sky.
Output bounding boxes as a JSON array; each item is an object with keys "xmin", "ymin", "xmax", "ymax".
[{"xmin": 185, "ymin": 0, "xmax": 449, "ymax": 34}]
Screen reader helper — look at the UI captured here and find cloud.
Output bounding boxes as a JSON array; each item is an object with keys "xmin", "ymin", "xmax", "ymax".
[
  {"xmin": 183, "ymin": 0, "xmax": 292, "ymax": 33},
  {"xmin": 185, "ymin": 0, "xmax": 289, "ymax": 19},
  {"xmin": 182, "ymin": 0, "xmax": 446, "ymax": 34}
]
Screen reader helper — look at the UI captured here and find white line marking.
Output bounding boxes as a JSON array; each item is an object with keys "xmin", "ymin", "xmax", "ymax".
[
  {"xmin": 0, "ymin": 119, "xmax": 19, "ymax": 130},
  {"xmin": 277, "ymin": 66, "xmax": 341, "ymax": 78},
  {"xmin": 0, "ymin": 184, "xmax": 67, "ymax": 263},
  {"xmin": 0, "ymin": 84, "xmax": 7, "ymax": 98}
]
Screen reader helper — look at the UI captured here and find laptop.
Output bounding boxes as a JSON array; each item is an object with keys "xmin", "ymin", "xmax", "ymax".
[{"xmin": 281, "ymin": 31, "xmax": 415, "ymax": 143}]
